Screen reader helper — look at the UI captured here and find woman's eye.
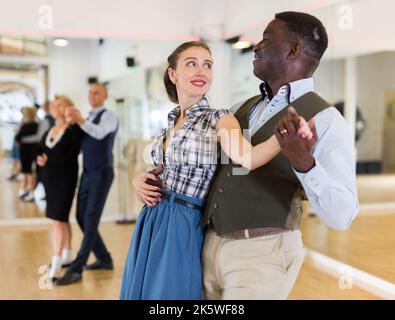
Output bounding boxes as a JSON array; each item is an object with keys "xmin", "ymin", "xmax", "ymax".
[
  {"xmin": 205, "ymin": 63, "xmax": 212, "ymax": 69},
  {"xmin": 187, "ymin": 61, "xmax": 195, "ymax": 67}
]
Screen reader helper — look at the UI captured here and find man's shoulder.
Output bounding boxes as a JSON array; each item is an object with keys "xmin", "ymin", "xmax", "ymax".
[
  {"xmin": 229, "ymin": 95, "xmax": 261, "ymax": 114},
  {"xmin": 102, "ymin": 108, "xmax": 118, "ymax": 120},
  {"xmin": 314, "ymin": 106, "xmax": 351, "ymax": 138}
]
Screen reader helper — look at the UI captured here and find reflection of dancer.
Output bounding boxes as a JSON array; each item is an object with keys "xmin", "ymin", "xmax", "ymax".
[
  {"xmin": 7, "ymin": 134, "xmax": 21, "ymax": 181},
  {"xmin": 120, "ymin": 41, "xmax": 313, "ymax": 300},
  {"xmin": 56, "ymin": 83, "xmax": 118, "ymax": 285},
  {"xmin": 37, "ymin": 95, "xmax": 83, "ymax": 282},
  {"xmin": 15, "ymin": 107, "xmax": 38, "ymax": 202},
  {"xmin": 200, "ymin": 12, "xmax": 359, "ymax": 300}
]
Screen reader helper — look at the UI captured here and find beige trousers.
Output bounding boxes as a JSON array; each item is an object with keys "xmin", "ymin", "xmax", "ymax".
[{"xmin": 202, "ymin": 229, "xmax": 305, "ymax": 300}]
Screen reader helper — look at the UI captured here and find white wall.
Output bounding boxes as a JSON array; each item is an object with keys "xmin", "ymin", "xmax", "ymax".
[
  {"xmin": 97, "ymin": 39, "xmax": 182, "ymax": 82},
  {"xmin": 48, "ymin": 39, "xmax": 98, "ymax": 113},
  {"xmin": 316, "ymin": 52, "xmax": 395, "ymax": 162},
  {"xmin": 355, "ymin": 52, "xmax": 395, "ymax": 162},
  {"xmin": 314, "ymin": 59, "xmax": 345, "ymax": 104}
]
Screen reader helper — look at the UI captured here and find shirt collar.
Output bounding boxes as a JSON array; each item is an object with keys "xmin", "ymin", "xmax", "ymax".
[
  {"xmin": 88, "ymin": 105, "xmax": 105, "ymax": 117},
  {"xmin": 167, "ymin": 97, "xmax": 211, "ymax": 126},
  {"xmin": 259, "ymin": 77, "xmax": 314, "ymax": 103}
]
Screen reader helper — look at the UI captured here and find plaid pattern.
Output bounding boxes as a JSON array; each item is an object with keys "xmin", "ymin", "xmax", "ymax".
[{"xmin": 150, "ymin": 98, "xmax": 231, "ymax": 199}]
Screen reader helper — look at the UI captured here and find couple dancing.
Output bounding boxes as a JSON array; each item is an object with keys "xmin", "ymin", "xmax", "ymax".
[{"xmin": 121, "ymin": 11, "xmax": 359, "ymax": 300}]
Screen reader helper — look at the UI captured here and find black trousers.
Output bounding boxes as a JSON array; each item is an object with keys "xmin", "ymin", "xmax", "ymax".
[{"xmin": 70, "ymin": 167, "xmax": 114, "ymax": 273}]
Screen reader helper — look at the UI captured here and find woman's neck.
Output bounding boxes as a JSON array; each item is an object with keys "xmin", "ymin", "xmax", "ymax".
[
  {"xmin": 55, "ymin": 118, "xmax": 67, "ymax": 127},
  {"xmin": 177, "ymin": 95, "xmax": 204, "ymax": 119}
]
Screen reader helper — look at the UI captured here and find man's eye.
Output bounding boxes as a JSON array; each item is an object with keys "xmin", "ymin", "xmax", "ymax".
[{"xmin": 187, "ymin": 61, "xmax": 195, "ymax": 67}]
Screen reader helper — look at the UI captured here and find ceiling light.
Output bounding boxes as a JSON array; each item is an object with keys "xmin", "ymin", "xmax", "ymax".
[
  {"xmin": 53, "ymin": 38, "xmax": 69, "ymax": 47},
  {"xmin": 231, "ymin": 41, "xmax": 253, "ymax": 50}
]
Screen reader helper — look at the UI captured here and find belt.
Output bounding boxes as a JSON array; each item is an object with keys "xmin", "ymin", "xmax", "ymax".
[
  {"xmin": 161, "ymin": 192, "xmax": 204, "ymax": 211},
  {"xmin": 209, "ymin": 221, "xmax": 288, "ymax": 239}
]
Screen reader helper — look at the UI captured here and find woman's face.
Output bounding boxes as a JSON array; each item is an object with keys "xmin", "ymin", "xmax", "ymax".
[
  {"xmin": 169, "ymin": 46, "xmax": 213, "ymax": 102},
  {"xmin": 50, "ymin": 99, "xmax": 67, "ymax": 120}
]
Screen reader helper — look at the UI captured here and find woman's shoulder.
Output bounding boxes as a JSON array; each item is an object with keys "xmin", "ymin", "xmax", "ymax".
[{"xmin": 202, "ymin": 108, "xmax": 232, "ymax": 128}]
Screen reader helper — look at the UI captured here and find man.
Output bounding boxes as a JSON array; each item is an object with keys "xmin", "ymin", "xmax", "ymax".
[
  {"xmin": 200, "ymin": 11, "xmax": 359, "ymax": 299},
  {"xmin": 134, "ymin": 11, "xmax": 359, "ymax": 299},
  {"xmin": 56, "ymin": 83, "xmax": 118, "ymax": 285}
]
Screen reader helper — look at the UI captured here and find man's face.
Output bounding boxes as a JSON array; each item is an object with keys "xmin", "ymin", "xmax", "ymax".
[
  {"xmin": 253, "ymin": 19, "xmax": 291, "ymax": 82},
  {"xmin": 88, "ymin": 84, "xmax": 107, "ymax": 108}
]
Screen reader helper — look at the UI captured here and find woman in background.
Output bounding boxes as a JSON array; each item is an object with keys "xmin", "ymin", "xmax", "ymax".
[
  {"xmin": 37, "ymin": 95, "xmax": 84, "ymax": 282},
  {"xmin": 15, "ymin": 107, "xmax": 38, "ymax": 202}
]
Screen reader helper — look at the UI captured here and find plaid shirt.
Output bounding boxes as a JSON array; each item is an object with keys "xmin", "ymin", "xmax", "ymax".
[{"xmin": 150, "ymin": 98, "xmax": 230, "ymax": 199}]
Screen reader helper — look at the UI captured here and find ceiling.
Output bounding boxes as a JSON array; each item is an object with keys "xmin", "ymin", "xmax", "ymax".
[{"xmin": 0, "ymin": 0, "xmax": 391, "ymax": 60}]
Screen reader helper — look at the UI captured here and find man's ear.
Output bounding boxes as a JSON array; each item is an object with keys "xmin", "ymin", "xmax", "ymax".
[
  {"xmin": 287, "ymin": 39, "xmax": 303, "ymax": 60},
  {"xmin": 168, "ymin": 68, "xmax": 176, "ymax": 85}
]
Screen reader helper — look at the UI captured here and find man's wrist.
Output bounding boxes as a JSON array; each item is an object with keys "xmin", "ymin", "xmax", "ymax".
[{"xmin": 293, "ymin": 156, "xmax": 316, "ymax": 173}]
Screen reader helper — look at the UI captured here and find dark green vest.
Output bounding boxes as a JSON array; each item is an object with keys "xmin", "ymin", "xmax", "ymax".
[{"xmin": 201, "ymin": 91, "xmax": 331, "ymax": 235}]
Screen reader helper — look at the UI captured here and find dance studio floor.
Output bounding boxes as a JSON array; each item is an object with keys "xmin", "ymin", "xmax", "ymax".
[
  {"xmin": 1, "ymin": 158, "xmax": 394, "ymax": 299},
  {"xmin": 0, "ymin": 222, "xmax": 378, "ymax": 299}
]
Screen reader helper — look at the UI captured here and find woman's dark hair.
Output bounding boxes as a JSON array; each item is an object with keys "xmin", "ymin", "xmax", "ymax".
[{"xmin": 163, "ymin": 41, "xmax": 211, "ymax": 104}]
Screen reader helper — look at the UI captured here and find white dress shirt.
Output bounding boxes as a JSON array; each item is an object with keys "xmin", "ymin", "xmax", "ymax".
[
  {"xmin": 231, "ymin": 78, "xmax": 359, "ymax": 230},
  {"xmin": 80, "ymin": 106, "xmax": 118, "ymax": 140}
]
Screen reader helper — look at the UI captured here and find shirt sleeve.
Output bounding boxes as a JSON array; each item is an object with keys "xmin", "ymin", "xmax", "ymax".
[
  {"xmin": 21, "ymin": 119, "xmax": 49, "ymax": 144},
  {"xmin": 37, "ymin": 130, "xmax": 48, "ymax": 155},
  {"xmin": 210, "ymin": 109, "xmax": 232, "ymax": 128},
  {"xmin": 80, "ymin": 110, "xmax": 118, "ymax": 140},
  {"xmin": 294, "ymin": 107, "xmax": 360, "ymax": 230}
]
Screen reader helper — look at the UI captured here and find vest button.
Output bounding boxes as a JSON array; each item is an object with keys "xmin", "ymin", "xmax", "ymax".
[
  {"xmin": 213, "ymin": 203, "xmax": 218, "ymax": 209},
  {"xmin": 219, "ymin": 188, "xmax": 224, "ymax": 193},
  {"xmin": 226, "ymin": 172, "xmax": 231, "ymax": 178}
]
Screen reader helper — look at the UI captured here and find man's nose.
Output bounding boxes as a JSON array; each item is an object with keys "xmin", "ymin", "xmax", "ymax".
[{"xmin": 253, "ymin": 42, "xmax": 262, "ymax": 52}]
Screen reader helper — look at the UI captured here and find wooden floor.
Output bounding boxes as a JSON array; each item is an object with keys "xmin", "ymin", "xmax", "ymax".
[
  {"xmin": 357, "ymin": 174, "xmax": 395, "ymax": 203},
  {"xmin": 301, "ymin": 210, "xmax": 395, "ymax": 284},
  {"xmin": 0, "ymin": 222, "xmax": 378, "ymax": 300},
  {"xmin": 1, "ymin": 157, "xmax": 394, "ymax": 299}
]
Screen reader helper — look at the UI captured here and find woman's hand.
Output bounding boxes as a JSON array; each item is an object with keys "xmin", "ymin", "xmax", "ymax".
[
  {"xmin": 297, "ymin": 116, "xmax": 314, "ymax": 140},
  {"xmin": 275, "ymin": 107, "xmax": 318, "ymax": 173},
  {"xmin": 36, "ymin": 154, "xmax": 48, "ymax": 167},
  {"xmin": 132, "ymin": 172, "xmax": 163, "ymax": 207}
]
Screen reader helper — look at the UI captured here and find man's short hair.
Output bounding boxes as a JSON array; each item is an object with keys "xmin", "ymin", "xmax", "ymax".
[{"xmin": 275, "ymin": 11, "xmax": 328, "ymax": 60}]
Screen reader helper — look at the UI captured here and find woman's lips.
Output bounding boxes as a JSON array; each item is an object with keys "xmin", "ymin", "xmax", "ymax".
[{"xmin": 191, "ymin": 80, "xmax": 206, "ymax": 88}]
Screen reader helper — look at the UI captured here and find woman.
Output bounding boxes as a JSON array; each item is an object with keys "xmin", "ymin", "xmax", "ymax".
[
  {"xmin": 15, "ymin": 107, "xmax": 39, "ymax": 202},
  {"xmin": 7, "ymin": 127, "xmax": 21, "ymax": 182},
  {"xmin": 120, "ymin": 41, "xmax": 312, "ymax": 300},
  {"xmin": 36, "ymin": 95, "xmax": 84, "ymax": 282}
]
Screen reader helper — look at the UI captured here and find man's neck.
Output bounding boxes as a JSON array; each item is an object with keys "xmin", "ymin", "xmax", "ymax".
[
  {"xmin": 90, "ymin": 105, "xmax": 104, "ymax": 112},
  {"xmin": 265, "ymin": 75, "xmax": 310, "ymax": 100}
]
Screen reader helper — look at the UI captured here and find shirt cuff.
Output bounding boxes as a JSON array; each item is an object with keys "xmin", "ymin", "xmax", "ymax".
[
  {"xmin": 293, "ymin": 160, "xmax": 329, "ymax": 196},
  {"xmin": 80, "ymin": 121, "xmax": 93, "ymax": 134}
]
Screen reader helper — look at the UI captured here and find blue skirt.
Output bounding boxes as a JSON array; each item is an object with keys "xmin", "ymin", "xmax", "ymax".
[{"xmin": 120, "ymin": 189, "xmax": 205, "ymax": 300}]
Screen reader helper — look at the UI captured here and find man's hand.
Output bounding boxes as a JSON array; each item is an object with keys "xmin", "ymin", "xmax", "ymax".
[
  {"xmin": 274, "ymin": 106, "xmax": 318, "ymax": 173},
  {"xmin": 36, "ymin": 154, "xmax": 48, "ymax": 167},
  {"xmin": 65, "ymin": 107, "xmax": 84, "ymax": 125},
  {"xmin": 132, "ymin": 166, "xmax": 166, "ymax": 207}
]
